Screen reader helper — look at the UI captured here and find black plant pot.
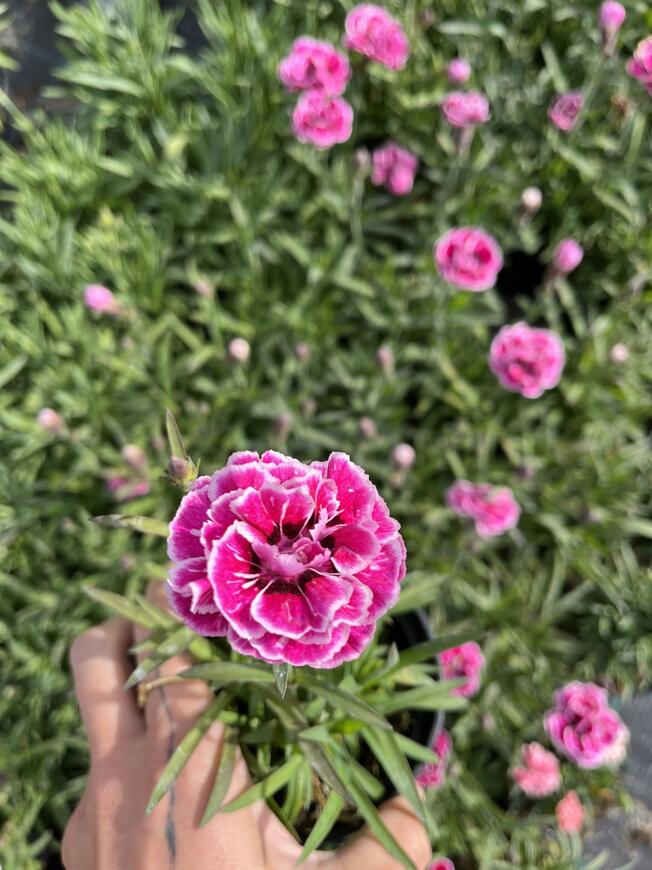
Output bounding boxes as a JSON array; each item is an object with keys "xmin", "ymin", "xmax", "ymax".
[{"xmin": 320, "ymin": 607, "xmax": 443, "ymax": 849}]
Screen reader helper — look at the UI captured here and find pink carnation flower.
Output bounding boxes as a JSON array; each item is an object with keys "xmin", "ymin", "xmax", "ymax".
[
  {"xmin": 166, "ymin": 450, "xmax": 407, "ymax": 668},
  {"xmin": 489, "ymin": 322, "xmax": 565, "ymax": 399},
  {"xmin": 548, "ymin": 91, "xmax": 583, "ymax": 132},
  {"xmin": 439, "ymin": 641, "xmax": 485, "ymax": 697},
  {"xmin": 447, "ymin": 58, "xmax": 471, "ymax": 84},
  {"xmin": 556, "ymin": 790, "xmax": 585, "ymax": 834},
  {"xmin": 292, "ymin": 90, "xmax": 353, "ymax": 149},
  {"xmin": 428, "ymin": 861, "xmax": 455, "ymax": 870},
  {"xmin": 511, "ymin": 742, "xmax": 561, "ymax": 798},
  {"xmin": 553, "ymin": 239, "xmax": 584, "ymax": 274},
  {"xmin": 416, "ymin": 729, "xmax": 452, "ymax": 790},
  {"xmin": 627, "ymin": 37, "xmax": 652, "ymax": 96},
  {"xmin": 434, "ymin": 227, "xmax": 503, "ymax": 292},
  {"xmin": 544, "ymin": 681, "xmax": 629, "ymax": 769},
  {"xmin": 83, "ymin": 284, "xmax": 122, "ymax": 315},
  {"xmin": 447, "ymin": 480, "xmax": 520, "ymax": 537},
  {"xmin": 599, "ymin": 1, "xmax": 626, "ymax": 35},
  {"xmin": 441, "ymin": 91, "xmax": 490, "ymax": 128},
  {"xmin": 344, "ymin": 4, "xmax": 410, "ymax": 70},
  {"xmin": 371, "ymin": 142, "xmax": 419, "ymax": 196},
  {"xmin": 278, "ymin": 37, "xmax": 351, "ymax": 96}
]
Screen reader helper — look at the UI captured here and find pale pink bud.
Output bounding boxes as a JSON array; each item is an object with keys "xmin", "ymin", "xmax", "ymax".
[
  {"xmin": 167, "ymin": 456, "xmax": 196, "ymax": 485},
  {"xmin": 521, "ymin": 186, "xmax": 542, "ymax": 214},
  {"xmin": 556, "ymin": 790, "xmax": 585, "ymax": 834},
  {"xmin": 354, "ymin": 147, "xmax": 371, "ymax": 173},
  {"xmin": 294, "ymin": 342, "xmax": 311, "ymax": 362},
  {"xmin": 83, "ymin": 284, "xmax": 121, "ymax": 315},
  {"xmin": 599, "ymin": 1, "xmax": 626, "ymax": 35},
  {"xmin": 553, "ymin": 239, "xmax": 584, "ymax": 274},
  {"xmin": 609, "ymin": 343, "xmax": 629, "ymax": 363},
  {"xmin": 194, "ymin": 279, "xmax": 214, "ymax": 298},
  {"xmin": 37, "ymin": 407, "xmax": 65, "ymax": 435},
  {"xmin": 228, "ymin": 337, "xmax": 251, "ymax": 363},
  {"xmin": 375, "ymin": 345, "xmax": 395, "ymax": 375},
  {"xmin": 447, "ymin": 58, "xmax": 471, "ymax": 84},
  {"xmin": 359, "ymin": 417, "xmax": 377, "ymax": 440},
  {"xmin": 391, "ymin": 443, "xmax": 415, "ymax": 470},
  {"xmin": 121, "ymin": 444, "xmax": 148, "ymax": 473}
]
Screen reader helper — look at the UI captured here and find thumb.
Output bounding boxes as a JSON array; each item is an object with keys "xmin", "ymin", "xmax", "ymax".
[{"xmin": 332, "ymin": 795, "xmax": 431, "ymax": 870}]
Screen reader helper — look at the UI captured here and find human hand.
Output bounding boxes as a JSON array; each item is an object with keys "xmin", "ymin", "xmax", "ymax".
[{"xmin": 62, "ymin": 586, "xmax": 431, "ymax": 870}]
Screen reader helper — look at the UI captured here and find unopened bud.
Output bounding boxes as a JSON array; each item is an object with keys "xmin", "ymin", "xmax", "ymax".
[
  {"xmin": 294, "ymin": 342, "xmax": 311, "ymax": 363},
  {"xmin": 354, "ymin": 147, "xmax": 371, "ymax": 174},
  {"xmin": 391, "ymin": 443, "xmax": 415, "ymax": 471},
  {"xmin": 228, "ymin": 337, "xmax": 251, "ymax": 363},
  {"xmin": 275, "ymin": 412, "xmax": 293, "ymax": 437},
  {"xmin": 37, "ymin": 407, "xmax": 65, "ymax": 436},
  {"xmin": 194, "ymin": 279, "xmax": 214, "ymax": 298},
  {"xmin": 167, "ymin": 455, "xmax": 196, "ymax": 485},
  {"xmin": 609, "ymin": 343, "xmax": 629, "ymax": 363},
  {"xmin": 359, "ymin": 417, "xmax": 377, "ymax": 440},
  {"xmin": 375, "ymin": 345, "xmax": 395, "ymax": 376},
  {"xmin": 521, "ymin": 186, "xmax": 542, "ymax": 215}
]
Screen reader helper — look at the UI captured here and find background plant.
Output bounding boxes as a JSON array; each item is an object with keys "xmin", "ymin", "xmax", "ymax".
[{"xmin": 0, "ymin": 0, "xmax": 651, "ymax": 867}]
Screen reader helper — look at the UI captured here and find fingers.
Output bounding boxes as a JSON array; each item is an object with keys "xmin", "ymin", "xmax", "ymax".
[
  {"xmin": 69, "ymin": 617, "xmax": 144, "ymax": 757},
  {"xmin": 334, "ymin": 795, "xmax": 431, "ymax": 870},
  {"xmin": 134, "ymin": 581, "xmax": 214, "ymax": 741}
]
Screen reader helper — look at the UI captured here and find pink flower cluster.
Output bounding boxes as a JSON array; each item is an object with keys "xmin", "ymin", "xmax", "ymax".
[
  {"xmin": 628, "ymin": 37, "xmax": 652, "ymax": 95},
  {"xmin": 166, "ymin": 450, "xmax": 406, "ymax": 668},
  {"xmin": 343, "ymin": 4, "xmax": 410, "ymax": 70},
  {"xmin": 447, "ymin": 480, "xmax": 520, "ymax": 537},
  {"xmin": 548, "ymin": 91, "xmax": 584, "ymax": 132},
  {"xmin": 278, "ymin": 37, "xmax": 350, "ymax": 95},
  {"xmin": 511, "ymin": 742, "xmax": 561, "ymax": 797},
  {"xmin": 441, "ymin": 91, "xmax": 490, "ymax": 128},
  {"xmin": 434, "ymin": 227, "xmax": 503, "ymax": 292},
  {"xmin": 416, "ymin": 729, "xmax": 452, "ymax": 790},
  {"xmin": 489, "ymin": 322, "xmax": 565, "ymax": 399},
  {"xmin": 556, "ymin": 790, "xmax": 585, "ymax": 833},
  {"xmin": 439, "ymin": 642, "xmax": 485, "ymax": 697},
  {"xmin": 371, "ymin": 141, "xmax": 419, "ymax": 196},
  {"xmin": 292, "ymin": 91, "xmax": 353, "ymax": 149},
  {"xmin": 544, "ymin": 682, "xmax": 629, "ymax": 769}
]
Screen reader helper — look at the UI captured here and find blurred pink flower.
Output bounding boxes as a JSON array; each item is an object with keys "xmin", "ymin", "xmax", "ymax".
[
  {"xmin": 548, "ymin": 91, "xmax": 583, "ymax": 131},
  {"xmin": 441, "ymin": 91, "xmax": 490, "ymax": 128},
  {"xmin": 292, "ymin": 90, "xmax": 353, "ymax": 149},
  {"xmin": 166, "ymin": 451, "xmax": 407, "ymax": 668},
  {"xmin": 294, "ymin": 341, "xmax": 311, "ymax": 362},
  {"xmin": 359, "ymin": 417, "xmax": 377, "ymax": 440},
  {"xmin": 489, "ymin": 322, "xmax": 565, "ymax": 399},
  {"xmin": 375, "ymin": 344, "xmax": 395, "ymax": 375},
  {"xmin": 544, "ymin": 681, "xmax": 629, "ymax": 768},
  {"xmin": 278, "ymin": 37, "xmax": 351, "ymax": 96},
  {"xmin": 447, "ymin": 480, "xmax": 521, "ymax": 537},
  {"xmin": 391, "ymin": 443, "xmax": 415, "ymax": 471},
  {"xmin": 627, "ymin": 37, "xmax": 652, "ymax": 95},
  {"xmin": 447, "ymin": 58, "xmax": 471, "ymax": 84},
  {"xmin": 609, "ymin": 343, "xmax": 629, "ymax": 363},
  {"xmin": 553, "ymin": 239, "xmax": 584, "ymax": 274},
  {"xmin": 416, "ymin": 730, "xmax": 452, "ymax": 790},
  {"xmin": 106, "ymin": 477, "xmax": 150, "ymax": 502},
  {"xmin": 521, "ymin": 186, "xmax": 542, "ymax": 215},
  {"xmin": 228, "ymin": 337, "xmax": 251, "ymax": 363},
  {"xmin": 83, "ymin": 284, "xmax": 121, "ymax": 315},
  {"xmin": 37, "ymin": 407, "xmax": 65, "ymax": 435},
  {"xmin": 344, "ymin": 4, "xmax": 410, "ymax": 70},
  {"xmin": 599, "ymin": 1, "xmax": 626, "ymax": 35},
  {"xmin": 440, "ymin": 642, "xmax": 485, "ymax": 697},
  {"xmin": 428, "ymin": 861, "xmax": 455, "ymax": 870},
  {"xmin": 556, "ymin": 790, "xmax": 585, "ymax": 834},
  {"xmin": 371, "ymin": 142, "xmax": 418, "ymax": 196},
  {"xmin": 122, "ymin": 444, "xmax": 148, "ymax": 473},
  {"xmin": 511, "ymin": 743, "xmax": 561, "ymax": 797},
  {"xmin": 434, "ymin": 227, "xmax": 503, "ymax": 292}
]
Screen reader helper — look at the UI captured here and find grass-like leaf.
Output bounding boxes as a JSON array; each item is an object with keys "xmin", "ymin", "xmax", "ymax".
[
  {"xmin": 181, "ymin": 661, "xmax": 275, "ymax": 685},
  {"xmin": 295, "ymin": 673, "xmax": 391, "ymax": 730},
  {"xmin": 273, "ymin": 662, "xmax": 290, "ymax": 698},
  {"xmin": 125, "ymin": 626, "xmax": 194, "ymax": 688},
  {"xmin": 83, "ymin": 586, "xmax": 160, "ymax": 629},
  {"xmin": 391, "ymin": 631, "xmax": 478, "ymax": 672},
  {"xmin": 166, "ymin": 408, "xmax": 190, "ymax": 460},
  {"xmin": 377, "ymin": 682, "xmax": 467, "ymax": 715},
  {"xmin": 91, "ymin": 514, "xmax": 169, "ymax": 537},
  {"xmin": 200, "ymin": 726, "xmax": 238, "ymax": 826},
  {"xmin": 297, "ymin": 790, "xmax": 345, "ymax": 864},
  {"xmin": 220, "ymin": 754, "xmax": 304, "ymax": 813},
  {"xmin": 394, "ymin": 732, "xmax": 441, "ymax": 765},
  {"xmin": 146, "ymin": 694, "xmax": 230, "ymax": 814}
]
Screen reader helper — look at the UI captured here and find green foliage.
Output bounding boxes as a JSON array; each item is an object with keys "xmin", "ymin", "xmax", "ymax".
[{"xmin": 0, "ymin": 0, "xmax": 650, "ymax": 867}]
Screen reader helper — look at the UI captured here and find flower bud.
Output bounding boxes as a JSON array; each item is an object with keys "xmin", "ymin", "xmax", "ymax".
[
  {"xmin": 354, "ymin": 147, "xmax": 371, "ymax": 174},
  {"xmin": 194, "ymin": 279, "xmax": 214, "ymax": 298},
  {"xmin": 122, "ymin": 444, "xmax": 148, "ymax": 473},
  {"xmin": 167, "ymin": 455, "xmax": 196, "ymax": 485},
  {"xmin": 37, "ymin": 407, "xmax": 65, "ymax": 435},
  {"xmin": 609, "ymin": 343, "xmax": 629, "ymax": 363},
  {"xmin": 83, "ymin": 284, "xmax": 122, "ymax": 315},
  {"xmin": 228, "ymin": 337, "xmax": 251, "ymax": 363},
  {"xmin": 294, "ymin": 342, "xmax": 311, "ymax": 363},
  {"xmin": 599, "ymin": 1, "xmax": 626, "ymax": 34},
  {"xmin": 552, "ymin": 239, "xmax": 584, "ymax": 275},
  {"xmin": 520, "ymin": 186, "xmax": 542, "ymax": 215},
  {"xmin": 375, "ymin": 345, "xmax": 395, "ymax": 376},
  {"xmin": 358, "ymin": 417, "xmax": 377, "ymax": 440},
  {"xmin": 391, "ymin": 443, "xmax": 415, "ymax": 471},
  {"xmin": 447, "ymin": 57, "xmax": 471, "ymax": 84}
]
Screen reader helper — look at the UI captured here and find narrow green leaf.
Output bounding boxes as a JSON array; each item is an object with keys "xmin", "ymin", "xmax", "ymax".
[
  {"xmin": 220, "ymin": 754, "xmax": 304, "ymax": 813},
  {"xmin": 92, "ymin": 514, "xmax": 169, "ymax": 537},
  {"xmin": 295, "ymin": 674, "xmax": 391, "ymax": 730},
  {"xmin": 181, "ymin": 661, "xmax": 275, "ymax": 685},
  {"xmin": 166, "ymin": 408, "xmax": 189, "ymax": 459},
  {"xmin": 377, "ymin": 683, "xmax": 467, "ymax": 716},
  {"xmin": 125, "ymin": 627, "xmax": 195, "ymax": 688},
  {"xmin": 297, "ymin": 791, "xmax": 345, "ymax": 864},
  {"xmin": 200, "ymin": 727, "xmax": 238, "ymax": 826},
  {"xmin": 350, "ymin": 758, "xmax": 385, "ymax": 801},
  {"xmin": 298, "ymin": 724, "xmax": 331, "ymax": 743},
  {"xmin": 273, "ymin": 662, "xmax": 290, "ymax": 698},
  {"xmin": 390, "ymin": 631, "xmax": 478, "ymax": 674},
  {"xmin": 147, "ymin": 695, "xmax": 230, "ymax": 814},
  {"xmin": 83, "ymin": 586, "xmax": 158, "ymax": 629},
  {"xmin": 394, "ymin": 733, "xmax": 441, "ymax": 766}
]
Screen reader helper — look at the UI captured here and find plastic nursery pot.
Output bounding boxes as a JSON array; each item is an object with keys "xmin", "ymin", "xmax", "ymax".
[{"xmin": 317, "ymin": 607, "xmax": 443, "ymax": 849}]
